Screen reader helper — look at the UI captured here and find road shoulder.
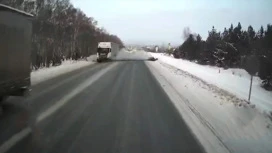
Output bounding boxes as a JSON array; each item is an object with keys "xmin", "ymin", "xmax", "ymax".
[{"xmin": 145, "ymin": 61, "xmax": 231, "ymax": 153}]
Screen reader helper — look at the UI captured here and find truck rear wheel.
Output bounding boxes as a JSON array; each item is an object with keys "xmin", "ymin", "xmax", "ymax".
[
  {"xmin": 0, "ymin": 96, "xmax": 7, "ymax": 114},
  {"xmin": 97, "ymin": 59, "xmax": 102, "ymax": 63},
  {"xmin": 0, "ymin": 96, "xmax": 4, "ymax": 103},
  {"xmin": 0, "ymin": 96, "xmax": 8, "ymax": 104},
  {"xmin": 0, "ymin": 96, "xmax": 7, "ymax": 104}
]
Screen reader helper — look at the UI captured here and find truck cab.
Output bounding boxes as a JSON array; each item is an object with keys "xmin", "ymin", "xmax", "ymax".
[
  {"xmin": 97, "ymin": 42, "xmax": 113, "ymax": 62},
  {"xmin": 97, "ymin": 43, "xmax": 111, "ymax": 62},
  {"xmin": 97, "ymin": 42, "xmax": 120, "ymax": 63}
]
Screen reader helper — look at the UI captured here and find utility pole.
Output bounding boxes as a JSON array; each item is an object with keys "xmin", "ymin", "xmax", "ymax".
[
  {"xmin": 245, "ymin": 55, "xmax": 258, "ymax": 102},
  {"xmin": 248, "ymin": 75, "xmax": 253, "ymax": 101}
]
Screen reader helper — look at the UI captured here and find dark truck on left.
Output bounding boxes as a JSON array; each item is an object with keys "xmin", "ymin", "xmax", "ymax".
[{"xmin": 0, "ymin": 4, "xmax": 33, "ymax": 102}]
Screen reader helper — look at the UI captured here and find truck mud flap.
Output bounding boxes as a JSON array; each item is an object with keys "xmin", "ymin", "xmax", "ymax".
[{"xmin": 10, "ymin": 87, "xmax": 30, "ymax": 96}]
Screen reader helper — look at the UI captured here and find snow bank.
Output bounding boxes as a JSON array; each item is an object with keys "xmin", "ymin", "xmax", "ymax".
[
  {"xmin": 31, "ymin": 55, "xmax": 96, "ymax": 85},
  {"xmin": 150, "ymin": 53, "xmax": 272, "ymax": 113},
  {"xmin": 146, "ymin": 61, "xmax": 272, "ymax": 153}
]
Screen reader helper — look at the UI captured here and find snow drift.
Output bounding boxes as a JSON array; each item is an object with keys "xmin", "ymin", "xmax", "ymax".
[
  {"xmin": 146, "ymin": 60, "xmax": 272, "ymax": 153},
  {"xmin": 31, "ymin": 55, "xmax": 96, "ymax": 85},
  {"xmin": 150, "ymin": 53, "xmax": 272, "ymax": 113}
]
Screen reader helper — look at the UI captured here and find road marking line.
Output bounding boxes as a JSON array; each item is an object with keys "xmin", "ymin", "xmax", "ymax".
[
  {"xmin": 36, "ymin": 62, "xmax": 118, "ymax": 123},
  {"xmin": 0, "ymin": 127, "xmax": 31, "ymax": 153},
  {"xmin": 28, "ymin": 63, "xmax": 106, "ymax": 101},
  {"xmin": 0, "ymin": 63, "xmax": 118, "ymax": 153}
]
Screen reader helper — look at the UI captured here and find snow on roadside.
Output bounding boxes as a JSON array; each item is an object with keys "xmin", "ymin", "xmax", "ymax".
[
  {"xmin": 31, "ymin": 55, "xmax": 97, "ymax": 85},
  {"xmin": 150, "ymin": 53, "xmax": 272, "ymax": 113},
  {"xmin": 146, "ymin": 60, "xmax": 272, "ymax": 153}
]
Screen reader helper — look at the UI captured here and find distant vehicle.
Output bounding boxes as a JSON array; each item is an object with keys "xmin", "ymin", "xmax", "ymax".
[
  {"xmin": 0, "ymin": 4, "xmax": 33, "ymax": 102},
  {"xmin": 97, "ymin": 42, "xmax": 120, "ymax": 62},
  {"xmin": 155, "ymin": 46, "xmax": 159, "ymax": 52}
]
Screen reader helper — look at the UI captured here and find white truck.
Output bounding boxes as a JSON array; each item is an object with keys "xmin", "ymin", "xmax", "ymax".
[{"xmin": 97, "ymin": 42, "xmax": 120, "ymax": 62}]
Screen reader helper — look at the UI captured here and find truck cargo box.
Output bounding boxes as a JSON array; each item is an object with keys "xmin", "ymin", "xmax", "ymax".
[{"xmin": 0, "ymin": 4, "xmax": 33, "ymax": 98}]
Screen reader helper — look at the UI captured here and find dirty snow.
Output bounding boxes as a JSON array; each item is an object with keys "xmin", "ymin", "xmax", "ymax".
[
  {"xmin": 150, "ymin": 53, "xmax": 272, "ymax": 113},
  {"xmin": 146, "ymin": 60, "xmax": 272, "ymax": 153},
  {"xmin": 31, "ymin": 55, "xmax": 96, "ymax": 85}
]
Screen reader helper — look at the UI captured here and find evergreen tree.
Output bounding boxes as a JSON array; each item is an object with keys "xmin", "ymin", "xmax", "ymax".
[
  {"xmin": 233, "ymin": 22, "xmax": 242, "ymax": 43},
  {"xmin": 229, "ymin": 24, "xmax": 234, "ymax": 33},
  {"xmin": 248, "ymin": 25, "xmax": 256, "ymax": 41},
  {"xmin": 246, "ymin": 25, "xmax": 256, "ymax": 54},
  {"xmin": 222, "ymin": 27, "xmax": 229, "ymax": 41},
  {"xmin": 206, "ymin": 26, "xmax": 221, "ymax": 65},
  {"xmin": 228, "ymin": 24, "xmax": 235, "ymax": 43},
  {"xmin": 257, "ymin": 26, "xmax": 264, "ymax": 39},
  {"xmin": 196, "ymin": 34, "xmax": 202, "ymax": 42},
  {"xmin": 237, "ymin": 22, "xmax": 242, "ymax": 32},
  {"xmin": 175, "ymin": 23, "xmax": 272, "ymax": 89},
  {"xmin": 264, "ymin": 24, "xmax": 272, "ymax": 49}
]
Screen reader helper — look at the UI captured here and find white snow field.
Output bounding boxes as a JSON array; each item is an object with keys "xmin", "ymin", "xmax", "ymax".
[
  {"xmin": 146, "ymin": 59, "xmax": 272, "ymax": 153},
  {"xmin": 31, "ymin": 55, "xmax": 97, "ymax": 85},
  {"xmin": 150, "ymin": 53, "xmax": 272, "ymax": 113}
]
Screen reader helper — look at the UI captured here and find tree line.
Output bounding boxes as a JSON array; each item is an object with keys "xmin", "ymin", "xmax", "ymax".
[
  {"xmin": 0, "ymin": 0, "xmax": 124, "ymax": 69},
  {"xmin": 172, "ymin": 23, "xmax": 272, "ymax": 90}
]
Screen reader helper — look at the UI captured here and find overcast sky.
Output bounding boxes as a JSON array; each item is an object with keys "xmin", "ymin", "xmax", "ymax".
[{"xmin": 71, "ymin": 0, "xmax": 272, "ymax": 46}]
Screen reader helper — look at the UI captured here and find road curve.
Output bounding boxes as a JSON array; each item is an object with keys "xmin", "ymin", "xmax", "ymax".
[{"xmin": 2, "ymin": 61, "xmax": 205, "ymax": 153}]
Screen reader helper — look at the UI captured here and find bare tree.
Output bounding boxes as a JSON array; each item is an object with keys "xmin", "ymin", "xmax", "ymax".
[{"xmin": 1, "ymin": 0, "xmax": 124, "ymax": 69}]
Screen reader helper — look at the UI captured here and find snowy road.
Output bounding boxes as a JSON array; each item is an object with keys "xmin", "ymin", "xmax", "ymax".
[
  {"xmin": 1, "ymin": 50, "xmax": 271, "ymax": 153},
  {"xmin": 0, "ymin": 60, "xmax": 204, "ymax": 153}
]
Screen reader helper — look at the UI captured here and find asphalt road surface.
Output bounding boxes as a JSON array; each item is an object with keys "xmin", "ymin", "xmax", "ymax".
[{"xmin": 0, "ymin": 61, "xmax": 205, "ymax": 153}]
